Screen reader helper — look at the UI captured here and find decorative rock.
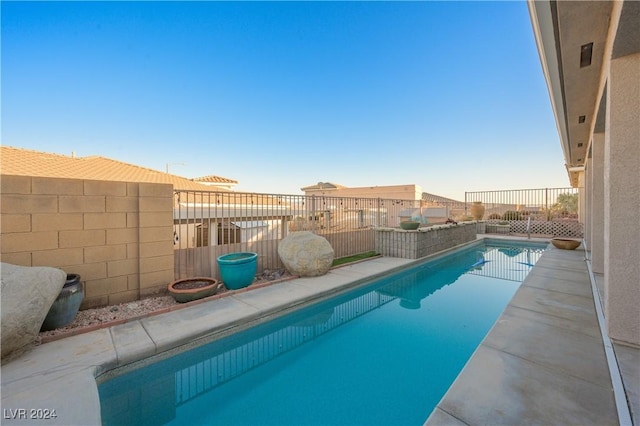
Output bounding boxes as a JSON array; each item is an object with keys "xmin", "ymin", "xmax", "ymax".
[
  {"xmin": 278, "ymin": 231, "xmax": 334, "ymax": 277},
  {"xmin": 1, "ymin": 263, "xmax": 66, "ymax": 359}
]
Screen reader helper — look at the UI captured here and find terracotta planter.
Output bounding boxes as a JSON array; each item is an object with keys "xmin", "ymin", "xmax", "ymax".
[
  {"xmin": 470, "ymin": 202, "xmax": 485, "ymax": 220},
  {"xmin": 551, "ymin": 238, "xmax": 581, "ymax": 250},
  {"xmin": 168, "ymin": 277, "xmax": 219, "ymax": 303}
]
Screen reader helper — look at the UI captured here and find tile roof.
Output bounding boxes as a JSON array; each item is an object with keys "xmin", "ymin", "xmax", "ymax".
[
  {"xmin": 300, "ymin": 181, "xmax": 346, "ymax": 191},
  {"xmin": 422, "ymin": 192, "xmax": 464, "ymax": 206},
  {"xmin": 192, "ymin": 175, "xmax": 238, "ymax": 184},
  {"xmin": 0, "ymin": 146, "xmax": 233, "ymax": 191}
]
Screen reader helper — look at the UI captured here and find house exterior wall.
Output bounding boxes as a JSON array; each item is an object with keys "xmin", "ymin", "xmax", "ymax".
[
  {"xmin": 603, "ymin": 52, "xmax": 640, "ymax": 345},
  {"xmin": 589, "ymin": 133, "xmax": 605, "ymax": 275},
  {"xmin": 529, "ymin": 0, "xmax": 640, "ymax": 347},
  {"xmin": 0, "ymin": 175, "xmax": 174, "ymax": 309}
]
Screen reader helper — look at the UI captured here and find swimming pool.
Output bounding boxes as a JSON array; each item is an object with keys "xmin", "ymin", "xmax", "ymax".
[{"xmin": 99, "ymin": 240, "xmax": 546, "ymax": 425}]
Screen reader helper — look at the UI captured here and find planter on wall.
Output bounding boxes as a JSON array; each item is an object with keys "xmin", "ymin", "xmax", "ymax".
[
  {"xmin": 168, "ymin": 277, "xmax": 219, "ymax": 303},
  {"xmin": 399, "ymin": 221, "xmax": 420, "ymax": 230},
  {"xmin": 217, "ymin": 252, "xmax": 258, "ymax": 290},
  {"xmin": 487, "ymin": 223, "xmax": 510, "ymax": 234},
  {"xmin": 551, "ymin": 238, "xmax": 581, "ymax": 250},
  {"xmin": 41, "ymin": 274, "xmax": 84, "ymax": 331},
  {"xmin": 470, "ymin": 201, "xmax": 485, "ymax": 220}
]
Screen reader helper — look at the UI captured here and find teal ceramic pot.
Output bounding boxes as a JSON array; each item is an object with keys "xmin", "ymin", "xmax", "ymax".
[
  {"xmin": 217, "ymin": 252, "xmax": 258, "ymax": 290},
  {"xmin": 41, "ymin": 274, "xmax": 84, "ymax": 331}
]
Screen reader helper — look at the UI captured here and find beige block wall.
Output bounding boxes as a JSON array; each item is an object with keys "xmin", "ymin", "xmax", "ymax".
[{"xmin": 0, "ymin": 175, "xmax": 174, "ymax": 309}]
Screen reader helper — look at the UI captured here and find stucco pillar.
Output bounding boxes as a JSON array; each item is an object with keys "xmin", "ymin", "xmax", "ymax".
[
  {"xmin": 590, "ymin": 133, "xmax": 605, "ymax": 274},
  {"xmin": 578, "ymin": 172, "xmax": 586, "ymax": 240},
  {"xmin": 604, "ymin": 53, "xmax": 640, "ymax": 345},
  {"xmin": 584, "ymin": 160, "xmax": 592, "ymax": 249}
]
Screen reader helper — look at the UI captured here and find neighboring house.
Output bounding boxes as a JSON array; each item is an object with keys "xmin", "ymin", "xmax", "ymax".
[
  {"xmin": 192, "ymin": 175, "xmax": 238, "ymax": 191},
  {"xmin": 421, "ymin": 192, "xmax": 465, "ymax": 209},
  {"xmin": 0, "ymin": 146, "xmax": 235, "ymax": 191},
  {"xmin": 300, "ymin": 182, "xmax": 422, "ymax": 226},
  {"xmin": 301, "ymin": 182, "xmax": 467, "ymax": 224},
  {"xmin": 301, "ymin": 182, "xmax": 465, "ymax": 207},
  {"xmin": 300, "ymin": 181, "xmax": 348, "ymax": 193},
  {"xmin": 301, "ymin": 181, "xmax": 423, "ymax": 201}
]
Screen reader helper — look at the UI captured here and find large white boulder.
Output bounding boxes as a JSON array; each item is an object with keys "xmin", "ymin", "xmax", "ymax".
[
  {"xmin": 278, "ymin": 231, "xmax": 334, "ymax": 277},
  {"xmin": 1, "ymin": 263, "xmax": 66, "ymax": 360}
]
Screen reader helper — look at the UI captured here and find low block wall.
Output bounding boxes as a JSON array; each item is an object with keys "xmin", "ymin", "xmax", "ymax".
[{"xmin": 375, "ymin": 222, "xmax": 477, "ymax": 259}]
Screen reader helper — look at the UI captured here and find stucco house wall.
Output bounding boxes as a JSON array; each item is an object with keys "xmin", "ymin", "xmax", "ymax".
[{"xmin": 528, "ymin": 0, "xmax": 640, "ymax": 346}]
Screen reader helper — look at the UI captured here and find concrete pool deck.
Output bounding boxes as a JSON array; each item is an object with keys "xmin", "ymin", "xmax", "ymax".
[
  {"xmin": 426, "ymin": 240, "xmax": 638, "ymax": 426},
  {"xmin": 1, "ymin": 237, "xmax": 637, "ymax": 425}
]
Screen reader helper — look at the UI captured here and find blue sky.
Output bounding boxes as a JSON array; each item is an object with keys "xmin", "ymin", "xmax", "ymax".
[{"xmin": 1, "ymin": 1, "xmax": 567, "ymax": 200}]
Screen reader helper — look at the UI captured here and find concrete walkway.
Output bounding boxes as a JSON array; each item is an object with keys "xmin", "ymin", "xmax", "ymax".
[
  {"xmin": 426, "ymin": 243, "xmax": 637, "ymax": 426},
  {"xmin": 1, "ymin": 239, "xmax": 637, "ymax": 425}
]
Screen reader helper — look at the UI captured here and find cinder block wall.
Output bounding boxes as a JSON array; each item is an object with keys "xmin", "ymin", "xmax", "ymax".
[
  {"xmin": 0, "ymin": 175, "xmax": 174, "ymax": 309},
  {"xmin": 375, "ymin": 222, "xmax": 477, "ymax": 259}
]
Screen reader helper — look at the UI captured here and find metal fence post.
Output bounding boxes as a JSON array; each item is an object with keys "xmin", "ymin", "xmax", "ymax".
[
  {"xmin": 311, "ymin": 194, "xmax": 317, "ymax": 232},
  {"xmin": 464, "ymin": 192, "xmax": 469, "ymax": 215},
  {"xmin": 545, "ymin": 188, "xmax": 549, "ymax": 221}
]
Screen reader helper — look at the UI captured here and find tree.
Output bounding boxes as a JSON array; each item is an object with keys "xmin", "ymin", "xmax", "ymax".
[{"xmin": 551, "ymin": 193, "xmax": 578, "ymax": 214}]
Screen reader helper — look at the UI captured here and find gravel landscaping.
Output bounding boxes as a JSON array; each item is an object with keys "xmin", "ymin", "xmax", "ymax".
[{"xmin": 38, "ymin": 269, "xmax": 291, "ymax": 342}]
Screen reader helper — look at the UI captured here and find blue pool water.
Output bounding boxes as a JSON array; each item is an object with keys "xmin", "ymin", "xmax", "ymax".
[{"xmin": 99, "ymin": 240, "xmax": 546, "ymax": 426}]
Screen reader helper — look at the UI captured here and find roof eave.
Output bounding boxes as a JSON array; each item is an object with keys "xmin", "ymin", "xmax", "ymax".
[{"xmin": 528, "ymin": 0, "xmax": 572, "ymax": 175}]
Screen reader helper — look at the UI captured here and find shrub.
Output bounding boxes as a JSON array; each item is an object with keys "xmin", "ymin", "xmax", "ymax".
[
  {"xmin": 502, "ymin": 210, "xmax": 522, "ymax": 220},
  {"xmin": 551, "ymin": 193, "xmax": 578, "ymax": 214},
  {"xmin": 488, "ymin": 213, "xmax": 502, "ymax": 220}
]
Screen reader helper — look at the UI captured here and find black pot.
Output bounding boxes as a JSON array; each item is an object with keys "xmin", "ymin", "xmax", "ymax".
[{"xmin": 41, "ymin": 274, "xmax": 84, "ymax": 331}]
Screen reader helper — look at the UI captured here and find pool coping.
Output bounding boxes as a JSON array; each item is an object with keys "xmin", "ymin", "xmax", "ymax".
[
  {"xmin": 2, "ymin": 252, "xmax": 425, "ymax": 425},
  {"xmin": 1, "ymin": 236, "xmax": 630, "ymax": 425}
]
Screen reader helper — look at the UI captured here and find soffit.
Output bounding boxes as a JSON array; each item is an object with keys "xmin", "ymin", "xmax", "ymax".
[{"xmin": 554, "ymin": 0, "xmax": 612, "ymax": 173}]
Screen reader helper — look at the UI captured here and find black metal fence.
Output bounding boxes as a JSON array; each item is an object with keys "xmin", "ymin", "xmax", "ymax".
[
  {"xmin": 172, "ymin": 187, "xmax": 582, "ymax": 280},
  {"xmin": 172, "ymin": 190, "xmax": 453, "ymax": 279}
]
